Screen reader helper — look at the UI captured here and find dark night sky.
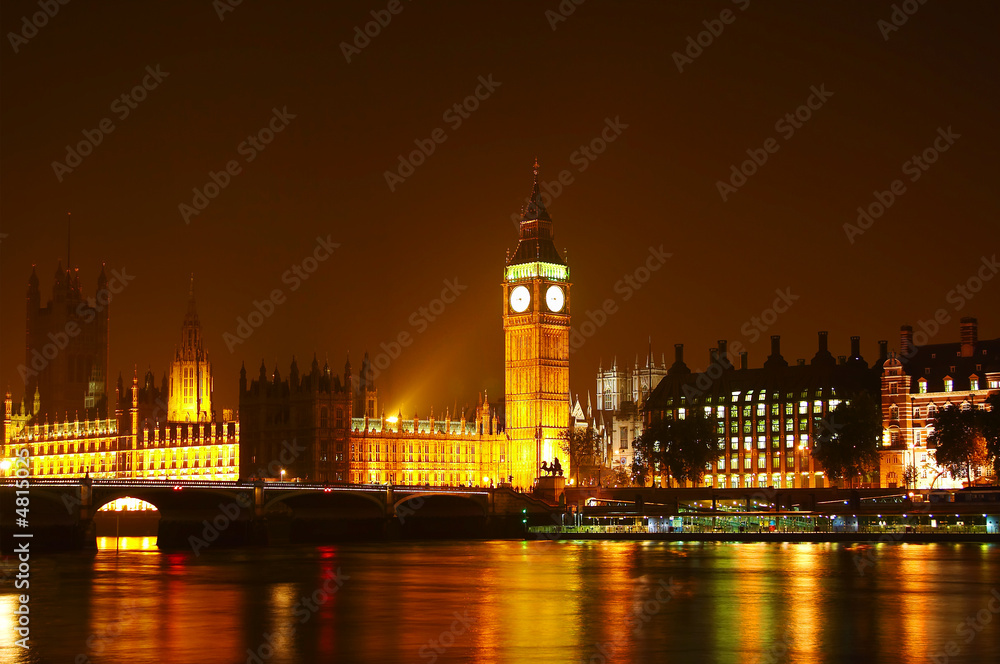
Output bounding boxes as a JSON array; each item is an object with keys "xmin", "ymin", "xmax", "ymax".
[{"xmin": 2, "ymin": 1, "xmax": 998, "ymax": 416}]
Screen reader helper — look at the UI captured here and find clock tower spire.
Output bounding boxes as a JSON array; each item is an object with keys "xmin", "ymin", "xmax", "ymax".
[{"xmin": 503, "ymin": 160, "xmax": 571, "ymax": 489}]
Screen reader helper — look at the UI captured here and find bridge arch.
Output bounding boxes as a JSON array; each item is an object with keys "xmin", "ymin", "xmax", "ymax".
[
  {"xmin": 263, "ymin": 489, "xmax": 385, "ymax": 517},
  {"xmin": 393, "ymin": 492, "xmax": 487, "ymax": 517}
]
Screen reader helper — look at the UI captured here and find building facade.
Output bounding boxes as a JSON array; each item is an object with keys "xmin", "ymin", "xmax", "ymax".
[
  {"xmin": 502, "ymin": 161, "xmax": 572, "ymax": 485},
  {"xmin": 3, "ymin": 285, "xmax": 239, "ymax": 481},
  {"xmin": 22, "ymin": 263, "xmax": 110, "ymax": 419},
  {"xmin": 879, "ymin": 318, "xmax": 999, "ymax": 489},
  {"xmin": 238, "ymin": 354, "xmax": 353, "ymax": 482},
  {"xmin": 596, "ymin": 355, "xmax": 669, "ymax": 474},
  {"xmin": 643, "ymin": 334, "xmax": 884, "ymax": 489}
]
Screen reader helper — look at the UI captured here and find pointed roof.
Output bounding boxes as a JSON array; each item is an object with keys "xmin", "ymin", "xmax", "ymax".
[
  {"xmin": 508, "ymin": 160, "xmax": 565, "ymax": 266},
  {"xmin": 520, "ymin": 158, "xmax": 551, "ymax": 222},
  {"xmin": 184, "ymin": 273, "xmax": 199, "ymax": 324}
]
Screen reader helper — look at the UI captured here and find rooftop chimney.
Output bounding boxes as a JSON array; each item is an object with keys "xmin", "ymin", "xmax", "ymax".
[
  {"xmin": 878, "ymin": 340, "xmax": 888, "ymax": 362},
  {"xmin": 960, "ymin": 317, "xmax": 978, "ymax": 357},
  {"xmin": 900, "ymin": 325, "xmax": 913, "ymax": 357},
  {"xmin": 838, "ymin": 355, "xmax": 846, "ymax": 365},
  {"xmin": 797, "ymin": 359, "xmax": 805, "ymax": 367},
  {"xmin": 850, "ymin": 335, "xmax": 861, "ymax": 359},
  {"xmin": 675, "ymin": 343, "xmax": 683, "ymax": 364},
  {"xmin": 740, "ymin": 351, "xmax": 748, "ymax": 370},
  {"xmin": 764, "ymin": 335, "xmax": 788, "ymax": 369},
  {"xmin": 818, "ymin": 331, "xmax": 828, "ymax": 353}
]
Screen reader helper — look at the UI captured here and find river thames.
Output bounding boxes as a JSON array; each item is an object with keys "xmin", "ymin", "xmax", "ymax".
[{"xmin": 2, "ymin": 539, "xmax": 998, "ymax": 663}]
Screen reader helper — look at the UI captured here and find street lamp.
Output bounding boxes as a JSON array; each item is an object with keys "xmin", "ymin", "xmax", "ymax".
[{"xmin": 280, "ymin": 469, "xmax": 286, "ymax": 482}]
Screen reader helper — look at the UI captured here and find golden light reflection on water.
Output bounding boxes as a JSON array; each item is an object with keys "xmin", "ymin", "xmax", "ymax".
[
  {"xmin": 784, "ymin": 543, "xmax": 822, "ymax": 664},
  {"xmin": 96, "ymin": 536, "xmax": 157, "ymax": 550},
  {"xmin": 11, "ymin": 541, "xmax": 1000, "ymax": 663}
]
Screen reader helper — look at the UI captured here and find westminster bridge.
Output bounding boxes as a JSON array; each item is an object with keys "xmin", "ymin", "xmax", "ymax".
[{"xmin": 0, "ymin": 479, "xmax": 555, "ymax": 551}]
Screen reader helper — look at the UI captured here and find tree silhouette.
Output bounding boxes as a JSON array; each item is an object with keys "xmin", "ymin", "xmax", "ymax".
[
  {"xmin": 812, "ymin": 391, "xmax": 881, "ymax": 488},
  {"xmin": 558, "ymin": 427, "xmax": 602, "ymax": 485},
  {"xmin": 928, "ymin": 403, "xmax": 989, "ymax": 486},
  {"xmin": 635, "ymin": 411, "xmax": 718, "ymax": 487}
]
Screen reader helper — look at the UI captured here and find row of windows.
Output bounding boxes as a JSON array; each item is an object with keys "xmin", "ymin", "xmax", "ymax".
[
  {"xmin": 353, "ymin": 471, "xmax": 485, "ymax": 486},
  {"xmin": 663, "ymin": 390, "xmax": 834, "ymax": 406}
]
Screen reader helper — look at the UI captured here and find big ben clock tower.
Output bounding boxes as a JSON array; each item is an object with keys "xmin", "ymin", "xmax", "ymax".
[{"xmin": 504, "ymin": 161, "xmax": 571, "ymax": 488}]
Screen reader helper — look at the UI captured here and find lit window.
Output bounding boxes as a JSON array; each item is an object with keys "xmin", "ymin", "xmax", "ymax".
[
  {"xmin": 918, "ymin": 379, "xmax": 927, "ymax": 394},
  {"xmin": 944, "ymin": 378, "xmax": 953, "ymax": 392},
  {"xmin": 757, "ymin": 436, "xmax": 766, "ymax": 449},
  {"xmin": 970, "ymin": 378, "xmax": 979, "ymax": 391},
  {"xmin": 799, "ymin": 401, "xmax": 808, "ymax": 414}
]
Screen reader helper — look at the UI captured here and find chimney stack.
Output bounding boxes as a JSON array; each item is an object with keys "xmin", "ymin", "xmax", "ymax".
[
  {"xmin": 960, "ymin": 317, "xmax": 978, "ymax": 357},
  {"xmin": 771, "ymin": 335, "xmax": 781, "ymax": 358},
  {"xmin": 838, "ymin": 355, "xmax": 846, "ymax": 365},
  {"xmin": 709, "ymin": 347, "xmax": 719, "ymax": 367},
  {"xmin": 850, "ymin": 335, "xmax": 861, "ymax": 359},
  {"xmin": 797, "ymin": 359, "xmax": 805, "ymax": 367},
  {"xmin": 674, "ymin": 343, "xmax": 684, "ymax": 364},
  {"xmin": 900, "ymin": 325, "xmax": 913, "ymax": 357},
  {"xmin": 878, "ymin": 340, "xmax": 888, "ymax": 361},
  {"xmin": 739, "ymin": 352, "xmax": 748, "ymax": 370},
  {"xmin": 818, "ymin": 331, "xmax": 828, "ymax": 353}
]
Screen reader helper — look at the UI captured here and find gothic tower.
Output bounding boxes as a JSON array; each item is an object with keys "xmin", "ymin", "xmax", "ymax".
[
  {"xmin": 167, "ymin": 276, "xmax": 213, "ymax": 421},
  {"xmin": 503, "ymin": 161, "xmax": 572, "ymax": 487}
]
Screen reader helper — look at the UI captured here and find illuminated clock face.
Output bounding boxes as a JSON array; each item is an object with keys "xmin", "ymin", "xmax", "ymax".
[
  {"xmin": 509, "ymin": 285, "xmax": 530, "ymax": 313},
  {"xmin": 545, "ymin": 285, "xmax": 565, "ymax": 312}
]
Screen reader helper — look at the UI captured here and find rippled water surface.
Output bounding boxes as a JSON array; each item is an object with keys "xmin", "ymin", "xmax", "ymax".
[{"xmin": 3, "ymin": 539, "xmax": 998, "ymax": 663}]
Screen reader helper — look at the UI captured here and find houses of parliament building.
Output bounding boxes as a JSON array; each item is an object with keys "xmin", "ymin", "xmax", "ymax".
[{"xmin": 2, "ymin": 164, "xmax": 572, "ymax": 490}]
